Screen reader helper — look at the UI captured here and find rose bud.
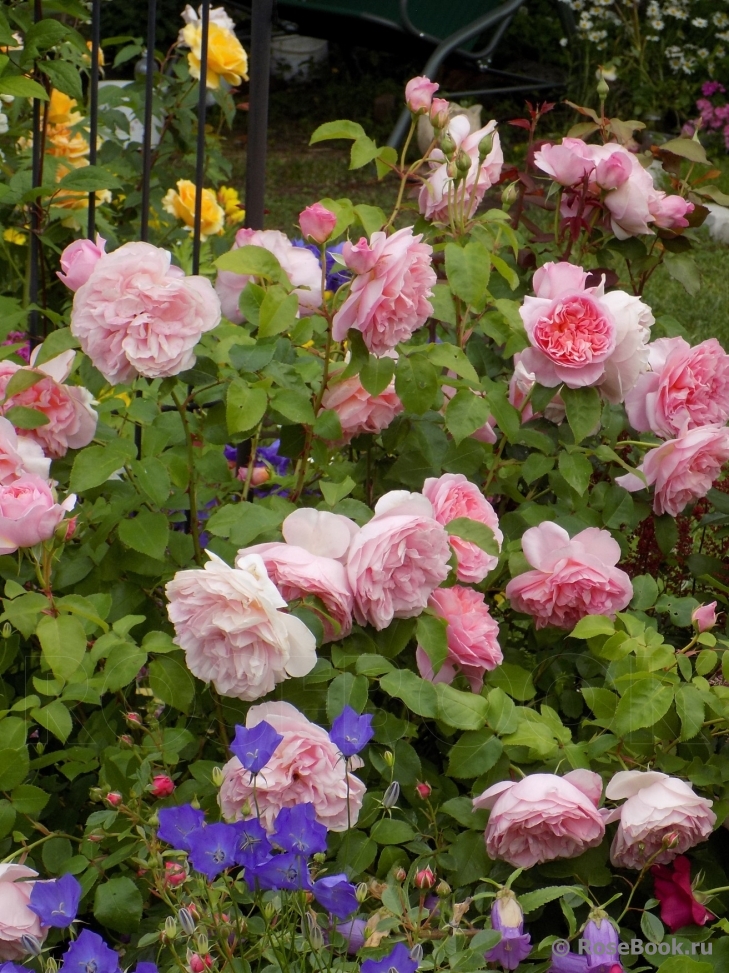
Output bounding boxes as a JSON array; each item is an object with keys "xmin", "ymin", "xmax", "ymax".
[
  {"xmin": 414, "ymin": 867, "xmax": 436, "ymax": 890},
  {"xmin": 151, "ymin": 774, "xmax": 175, "ymax": 798},
  {"xmin": 692, "ymin": 602, "xmax": 717, "ymax": 633},
  {"xmin": 125, "ymin": 712, "xmax": 142, "ymax": 725},
  {"xmin": 106, "ymin": 792, "xmax": 123, "ymax": 807},
  {"xmin": 165, "ymin": 862, "xmax": 187, "ymax": 888},
  {"xmin": 405, "ymin": 75, "xmax": 439, "ymax": 114},
  {"xmin": 415, "ymin": 782, "xmax": 432, "ymax": 801},
  {"xmin": 299, "ymin": 202, "xmax": 338, "ymax": 245}
]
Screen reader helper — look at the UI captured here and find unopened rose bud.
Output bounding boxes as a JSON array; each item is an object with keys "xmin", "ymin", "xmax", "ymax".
[
  {"xmin": 415, "ymin": 782, "xmax": 432, "ymax": 801},
  {"xmin": 455, "ymin": 148, "xmax": 471, "ymax": 175},
  {"xmin": 249, "ymin": 466, "xmax": 270, "ymax": 486},
  {"xmin": 165, "ymin": 862, "xmax": 187, "ymax": 887},
  {"xmin": 410, "ymin": 944, "xmax": 423, "ymax": 963},
  {"xmin": 21, "ymin": 935, "xmax": 42, "ymax": 957},
  {"xmin": 446, "ymin": 159, "xmax": 459, "ymax": 181},
  {"xmin": 394, "ymin": 867, "xmax": 407, "ymax": 882},
  {"xmin": 382, "ymin": 781, "xmax": 400, "ymax": 808},
  {"xmin": 356, "ymin": 882, "xmax": 368, "ymax": 903},
  {"xmin": 150, "ymin": 774, "xmax": 175, "ymax": 799},
  {"xmin": 89, "ymin": 787, "xmax": 104, "ymax": 802},
  {"xmin": 439, "ymin": 133, "xmax": 456, "ymax": 159},
  {"xmin": 501, "ymin": 182, "xmax": 518, "ymax": 206},
  {"xmin": 597, "ymin": 77, "xmax": 609, "ymax": 100},
  {"xmin": 164, "ymin": 917, "xmax": 178, "ymax": 941},
  {"xmin": 429, "ymin": 97, "xmax": 450, "ymax": 130},
  {"xmin": 119, "ymin": 734, "xmax": 133, "ymax": 747},
  {"xmin": 414, "ymin": 867, "xmax": 436, "ymax": 890},
  {"xmin": 436, "ymin": 880, "xmax": 451, "ymax": 897},
  {"xmin": 478, "ymin": 133, "xmax": 494, "ymax": 159},
  {"xmin": 211, "ymin": 766, "xmax": 224, "ymax": 787},
  {"xmin": 188, "ymin": 955, "xmax": 212, "ymax": 973},
  {"xmin": 126, "ymin": 712, "xmax": 142, "ymax": 725},
  {"xmin": 1, "ymin": 623, "xmax": 12, "ymax": 639},
  {"xmin": 692, "ymin": 602, "xmax": 717, "ymax": 633},
  {"xmin": 55, "ymin": 515, "xmax": 77, "ymax": 543},
  {"xmin": 106, "ymin": 791, "xmax": 123, "ymax": 807},
  {"xmin": 299, "ymin": 202, "xmax": 338, "ymax": 245},
  {"xmin": 179, "ymin": 908, "xmax": 196, "ymax": 936},
  {"xmin": 662, "ymin": 831, "xmax": 680, "ymax": 850}
]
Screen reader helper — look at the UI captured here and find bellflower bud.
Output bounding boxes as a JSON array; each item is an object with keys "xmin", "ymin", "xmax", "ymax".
[
  {"xmin": 382, "ymin": 781, "xmax": 400, "ymax": 808},
  {"xmin": 21, "ymin": 935, "xmax": 42, "ymax": 957},
  {"xmin": 383, "ymin": 750, "xmax": 395, "ymax": 768},
  {"xmin": 410, "ymin": 944, "xmax": 423, "ymax": 963},
  {"xmin": 179, "ymin": 908, "xmax": 196, "ymax": 936},
  {"xmin": 211, "ymin": 766, "xmax": 224, "ymax": 787},
  {"xmin": 1, "ymin": 623, "xmax": 12, "ymax": 639},
  {"xmin": 164, "ymin": 917, "xmax": 178, "ymax": 941},
  {"xmin": 356, "ymin": 883, "xmax": 368, "ymax": 903},
  {"xmin": 485, "ymin": 889, "xmax": 532, "ymax": 970}
]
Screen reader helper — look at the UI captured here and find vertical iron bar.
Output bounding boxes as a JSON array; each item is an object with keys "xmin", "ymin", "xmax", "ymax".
[
  {"xmin": 191, "ymin": 0, "xmax": 210, "ymax": 275},
  {"xmin": 244, "ymin": 0, "xmax": 273, "ymax": 230},
  {"xmin": 140, "ymin": 0, "xmax": 157, "ymax": 241},
  {"xmin": 87, "ymin": 0, "xmax": 101, "ymax": 238},
  {"xmin": 28, "ymin": 0, "xmax": 43, "ymax": 343}
]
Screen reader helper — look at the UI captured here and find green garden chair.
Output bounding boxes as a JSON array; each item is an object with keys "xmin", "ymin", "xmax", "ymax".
[{"xmin": 276, "ymin": 0, "xmax": 575, "ymax": 145}]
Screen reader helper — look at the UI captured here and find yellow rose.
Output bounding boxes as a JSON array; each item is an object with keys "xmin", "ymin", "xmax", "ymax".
[
  {"xmin": 3, "ymin": 229, "xmax": 26, "ymax": 246},
  {"xmin": 47, "ymin": 125, "xmax": 90, "ymax": 161},
  {"xmin": 162, "ymin": 179, "xmax": 225, "ymax": 240},
  {"xmin": 217, "ymin": 185, "xmax": 245, "ymax": 225},
  {"xmin": 182, "ymin": 22, "xmax": 248, "ymax": 89},
  {"xmin": 47, "ymin": 90, "xmax": 83, "ymax": 126}
]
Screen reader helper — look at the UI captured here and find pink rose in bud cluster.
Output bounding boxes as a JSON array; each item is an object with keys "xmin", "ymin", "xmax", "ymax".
[
  {"xmin": 165, "ymin": 551, "xmax": 318, "ymax": 701},
  {"xmin": 188, "ymin": 955, "xmax": 213, "ymax": 973},
  {"xmin": 617, "ymin": 424, "xmax": 729, "ymax": 516},
  {"xmin": 534, "ymin": 137, "xmax": 694, "ymax": 239},
  {"xmin": 150, "ymin": 774, "xmax": 176, "ymax": 798},
  {"xmin": 473, "ymin": 770, "xmax": 605, "ymax": 868},
  {"xmin": 505, "ymin": 522, "xmax": 633, "ymax": 630},
  {"xmin": 415, "ymin": 782, "xmax": 432, "ymax": 800},
  {"xmin": 219, "ymin": 701, "xmax": 366, "ymax": 832},
  {"xmin": 106, "ymin": 792, "xmax": 122, "ymax": 807},
  {"xmin": 422, "ymin": 473, "xmax": 502, "ymax": 583},
  {"xmin": 429, "ymin": 98, "xmax": 450, "ymax": 130},
  {"xmin": 692, "ymin": 601, "xmax": 717, "ymax": 633},
  {"xmin": 519, "ymin": 261, "xmax": 653, "ymax": 403},
  {"xmin": 604, "ymin": 771, "xmax": 716, "ymax": 869},
  {"xmin": 625, "ymin": 337, "xmax": 729, "ymax": 440},
  {"xmin": 299, "ymin": 202, "xmax": 337, "ymax": 244},
  {"xmin": 0, "ymin": 475, "xmax": 76, "ymax": 555},
  {"xmin": 413, "ymin": 866, "xmax": 436, "ymax": 889},
  {"xmin": 320, "ymin": 371, "xmax": 403, "ymax": 443},
  {"xmin": 405, "ymin": 75, "xmax": 439, "ymax": 114},
  {"xmin": 215, "ymin": 227, "xmax": 322, "ymax": 324},
  {"xmin": 57, "ymin": 235, "xmax": 106, "ymax": 291},
  {"xmin": 418, "ymin": 115, "xmax": 503, "ymax": 222},
  {"xmin": 0, "ymin": 350, "xmax": 97, "ymax": 459},
  {"xmin": 165, "ymin": 862, "xmax": 187, "ymax": 887},
  {"xmin": 0, "ymin": 417, "xmax": 50, "ymax": 485},
  {"xmin": 71, "ymin": 241, "xmax": 220, "ymax": 384},
  {"xmin": 0, "ymin": 864, "xmax": 48, "ymax": 959},
  {"xmin": 416, "ymin": 586, "xmax": 502, "ymax": 693},
  {"xmin": 332, "ymin": 226, "xmax": 436, "ymax": 356}
]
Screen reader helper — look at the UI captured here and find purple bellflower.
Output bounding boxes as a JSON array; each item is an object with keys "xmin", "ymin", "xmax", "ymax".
[
  {"xmin": 273, "ymin": 803, "xmax": 327, "ymax": 856},
  {"xmin": 230, "ymin": 721, "xmax": 283, "ymax": 775},
  {"xmin": 29, "ymin": 873, "xmax": 82, "ymax": 928},
  {"xmin": 312, "ymin": 874, "xmax": 358, "ymax": 919},
  {"xmin": 157, "ymin": 804, "xmax": 206, "ymax": 851},
  {"xmin": 330, "ymin": 706, "xmax": 374, "ymax": 758},
  {"xmin": 186, "ymin": 823, "xmax": 239, "ymax": 880},
  {"xmin": 61, "ymin": 930, "xmax": 121, "ymax": 973},
  {"xmin": 485, "ymin": 889, "xmax": 532, "ymax": 970}
]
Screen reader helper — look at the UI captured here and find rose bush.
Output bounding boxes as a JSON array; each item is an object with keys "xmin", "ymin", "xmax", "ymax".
[{"xmin": 2, "ymin": 7, "xmax": 729, "ymax": 973}]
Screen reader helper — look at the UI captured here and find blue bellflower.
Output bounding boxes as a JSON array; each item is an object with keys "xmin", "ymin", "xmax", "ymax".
[
  {"xmin": 549, "ymin": 914, "xmax": 623, "ymax": 973},
  {"xmin": 273, "ymin": 803, "xmax": 327, "ymax": 856},
  {"xmin": 230, "ymin": 721, "xmax": 283, "ymax": 775},
  {"xmin": 330, "ymin": 706, "xmax": 374, "ymax": 758},
  {"xmin": 0, "ymin": 964, "xmax": 34, "ymax": 973},
  {"xmin": 250, "ymin": 852, "xmax": 313, "ymax": 891},
  {"xmin": 292, "ymin": 240, "xmax": 351, "ymax": 293},
  {"xmin": 312, "ymin": 874, "xmax": 358, "ymax": 919},
  {"xmin": 134, "ymin": 965, "xmax": 158, "ymax": 973},
  {"xmin": 233, "ymin": 818, "xmax": 272, "ymax": 868},
  {"xmin": 485, "ymin": 890, "xmax": 532, "ymax": 971},
  {"xmin": 361, "ymin": 943, "xmax": 419, "ymax": 973},
  {"xmin": 157, "ymin": 804, "xmax": 206, "ymax": 851},
  {"xmin": 28, "ymin": 873, "xmax": 82, "ymax": 928},
  {"xmin": 62, "ymin": 930, "xmax": 121, "ymax": 973},
  {"xmin": 186, "ymin": 823, "xmax": 239, "ymax": 880}
]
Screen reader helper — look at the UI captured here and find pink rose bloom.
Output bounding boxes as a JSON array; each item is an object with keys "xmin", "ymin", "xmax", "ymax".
[
  {"xmin": 165, "ymin": 552, "xmax": 317, "ymax": 700},
  {"xmin": 0, "ymin": 350, "xmax": 97, "ymax": 459},
  {"xmin": 533, "ymin": 138, "xmax": 595, "ymax": 187},
  {"xmin": 616, "ymin": 424, "xmax": 729, "ymax": 516},
  {"xmin": 320, "ymin": 372, "xmax": 403, "ymax": 443},
  {"xmin": 473, "ymin": 770, "xmax": 605, "ymax": 868},
  {"xmin": 519, "ymin": 261, "xmax": 653, "ymax": 402},
  {"xmin": 299, "ymin": 202, "xmax": 337, "ymax": 244},
  {"xmin": 57, "ymin": 235, "xmax": 106, "ymax": 291},
  {"xmin": 505, "ymin": 521, "xmax": 633, "ymax": 630},
  {"xmin": 0, "ymin": 417, "xmax": 50, "ymax": 484},
  {"xmin": 405, "ymin": 75, "xmax": 439, "ymax": 113},
  {"xmin": 603, "ymin": 152, "xmax": 656, "ymax": 239},
  {"xmin": 692, "ymin": 601, "xmax": 717, "ymax": 633},
  {"xmin": 219, "ymin": 700, "xmax": 366, "ymax": 831},
  {"xmin": 0, "ymin": 864, "xmax": 47, "ymax": 960},
  {"xmin": 332, "ymin": 226, "xmax": 436, "ymax": 356},
  {"xmin": 422, "ymin": 472, "xmax": 502, "ymax": 583},
  {"xmin": 240, "ymin": 542, "xmax": 354, "ymax": 642},
  {"xmin": 624, "ymin": 337, "xmax": 729, "ymax": 439},
  {"xmin": 282, "ymin": 507, "xmax": 359, "ymax": 561},
  {"xmin": 345, "ymin": 491, "xmax": 451, "ymax": 630},
  {"xmin": 649, "ymin": 191, "xmax": 694, "ymax": 230},
  {"xmin": 215, "ymin": 228, "xmax": 322, "ymax": 324},
  {"xmin": 416, "ymin": 586, "xmax": 502, "ymax": 692},
  {"xmin": 0, "ymin": 475, "xmax": 75, "ymax": 555},
  {"xmin": 418, "ymin": 116, "xmax": 503, "ymax": 222},
  {"xmin": 72, "ymin": 241, "xmax": 220, "ymax": 384},
  {"xmin": 604, "ymin": 771, "xmax": 716, "ymax": 869}
]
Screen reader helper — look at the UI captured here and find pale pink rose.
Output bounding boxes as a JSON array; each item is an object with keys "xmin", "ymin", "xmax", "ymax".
[
  {"xmin": 215, "ymin": 228, "xmax": 322, "ymax": 324},
  {"xmin": 72, "ymin": 242, "xmax": 220, "ymax": 384},
  {"xmin": 616, "ymin": 424, "xmax": 729, "ymax": 516},
  {"xmin": 0, "ymin": 476, "xmax": 75, "ymax": 555},
  {"xmin": 0, "ymin": 417, "xmax": 50, "ymax": 484},
  {"xmin": 345, "ymin": 491, "xmax": 451, "ymax": 630},
  {"xmin": 473, "ymin": 771, "xmax": 605, "ymax": 868},
  {"xmin": 240, "ymin": 542, "xmax": 353, "ymax": 642},
  {"xmin": 422, "ymin": 473, "xmax": 502, "ymax": 583},
  {"xmin": 519, "ymin": 260, "xmax": 652, "ymax": 401},
  {"xmin": 649, "ymin": 191, "xmax": 694, "ymax": 230},
  {"xmin": 625, "ymin": 337, "xmax": 729, "ymax": 439},
  {"xmin": 405, "ymin": 75, "xmax": 439, "ymax": 114},
  {"xmin": 320, "ymin": 372, "xmax": 403, "ymax": 443},
  {"xmin": 429, "ymin": 97, "xmax": 450, "ymax": 129},
  {"xmin": 165, "ymin": 552, "xmax": 317, "ymax": 700},
  {"xmin": 692, "ymin": 601, "xmax": 717, "ymax": 633},
  {"xmin": 57, "ymin": 235, "xmax": 106, "ymax": 291},
  {"xmin": 218, "ymin": 700, "xmax": 366, "ymax": 831},
  {"xmin": 603, "ymin": 152, "xmax": 656, "ymax": 239},
  {"xmin": 416, "ymin": 586, "xmax": 502, "ymax": 692},
  {"xmin": 594, "ymin": 149, "xmax": 632, "ymax": 190},
  {"xmin": 0, "ymin": 864, "xmax": 47, "ymax": 960},
  {"xmin": 299, "ymin": 202, "xmax": 337, "ymax": 244},
  {"xmin": 332, "ymin": 226, "xmax": 435, "ymax": 356},
  {"xmin": 505, "ymin": 521, "xmax": 633, "ymax": 630},
  {"xmin": 281, "ymin": 507, "xmax": 359, "ymax": 561},
  {"xmin": 508, "ymin": 353, "xmax": 565, "ymax": 424},
  {"xmin": 604, "ymin": 771, "xmax": 716, "ymax": 870},
  {"xmin": 533, "ymin": 138, "xmax": 595, "ymax": 187},
  {"xmin": 418, "ymin": 116, "xmax": 503, "ymax": 222}
]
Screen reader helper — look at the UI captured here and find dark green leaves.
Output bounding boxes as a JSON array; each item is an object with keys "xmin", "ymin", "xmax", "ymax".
[
  {"xmin": 445, "ymin": 517, "xmax": 499, "ymax": 556},
  {"xmin": 70, "ymin": 440, "xmax": 137, "ymax": 493},
  {"xmin": 562, "ymin": 386, "xmax": 601, "ymax": 443}
]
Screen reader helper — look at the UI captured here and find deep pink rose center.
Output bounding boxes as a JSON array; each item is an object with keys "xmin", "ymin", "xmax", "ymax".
[{"xmin": 533, "ymin": 295, "xmax": 616, "ymax": 368}]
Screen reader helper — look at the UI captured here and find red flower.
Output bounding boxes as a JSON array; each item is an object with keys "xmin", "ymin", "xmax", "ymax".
[
  {"xmin": 652, "ymin": 856, "xmax": 714, "ymax": 932},
  {"xmin": 151, "ymin": 774, "xmax": 176, "ymax": 798}
]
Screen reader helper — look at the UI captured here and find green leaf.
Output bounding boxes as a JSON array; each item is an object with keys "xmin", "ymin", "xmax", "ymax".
[
  {"xmin": 582, "ymin": 687, "xmax": 618, "ymax": 723},
  {"xmin": 486, "ymin": 387, "xmax": 521, "ymax": 442},
  {"xmin": 354, "ymin": 204, "xmax": 385, "ymax": 235},
  {"xmin": 24, "ymin": 18, "xmax": 70, "ymax": 53},
  {"xmin": 350, "ymin": 135, "xmax": 380, "ymax": 169},
  {"xmin": 0, "ymin": 76, "xmax": 48, "ymax": 100},
  {"xmin": 445, "ymin": 390, "xmax": 490, "ymax": 445},
  {"xmin": 640, "ymin": 909, "xmax": 665, "ymax": 943},
  {"xmin": 2, "ymin": 370, "xmax": 43, "ymax": 401},
  {"xmin": 226, "ymin": 381, "xmax": 267, "ymax": 436},
  {"xmin": 486, "ymin": 663, "xmax": 536, "ymax": 701},
  {"xmin": 57, "ymin": 166, "xmax": 121, "ymax": 192},
  {"xmin": 31, "ymin": 700, "xmax": 72, "ymax": 743},
  {"xmin": 562, "ymin": 386, "xmax": 601, "ymax": 443},
  {"xmin": 207, "ymin": 501, "xmax": 283, "ymax": 546},
  {"xmin": 570, "ymin": 615, "xmax": 615, "ymax": 639},
  {"xmin": 370, "ymin": 819, "xmax": 415, "ymax": 844},
  {"xmin": 148, "ymin": 653, "xmax": 196, "ymax": 714},
  {"xmin": 320, "ymin": 476, "xmax": 355, "ymax": 506},
  {"xmin": 310, "ymin": 119, "xmax": 366, "ymax": 143},
  {"xmin": 229, "ymin": 339, "xmax": 277, "ymax": 373},
  {"xmin": 445, "ymin": 241, "xmax": 492, "ymax": 311},
  {"xmin": 675, "ymin": 684, "xmax": 705, "ymax": 742},
  {"xmin": 436, "ymin": 683, "xmax": 489, "ymax": 730},
  {"xmin": 375, "ymin": 145, "xmax": 398, "ymax": 179},
  {"xmin": 519, "ymin": 886, "xmax": 584, "ymax": 915},
  {"xmin": 447, "ymin": 730, "xmax": 503, "ymax": 778},
  {"xmin": 558, "ymin": 451, "xmax": 593, "ymax": 495},
  {"xmin": 215, "ymin": 245, "xmax": 284, "ymax": 283},
  {"xmin": 395, "ymin": 355, "xmax": 438, "ymax": 414},
  {"xmin": 521, "ymin": 453, "xmax": 555, "ymax": 484},
  {"xmin": 0, "ymin": 748, "xmax": 29, "ymax": 790},
  {"xmin": 656, "ymin": 960, "xmax": 711, "ymax": 973},
  {"xmin": 416, "ymin": 613, "xmax": 448, "ymax": 676},
  {"xmin": 445, "ymin": 517, "xmax": 499, "ymax": 556},
  {"xmin": 614, "ymin": 677, "xmax": 674, "ymax": 734},
  {"xmin": 10, "ymin": 784, "xmax": 49, "ymax": 816},
  {"xmin": 317, "ymin": 198, "xmax": 355, "ymax": 237},
  {"xmin": 270, "ymin": 389, "xmax": 315, "ymax": 426},
  {"xmin": 39, "ymin": 59, "xmax": 83, "ymax": 102},
  {"xmin": 326, "ymin": 672, "xmax": 369, "ymax": 722},
  {"xmin": 4, "ymin": 406, "xmax": 50, "ymax": 429},
  {"xmin": 484, "ymin": 688, "xmax": 518, "ymax": 734},
  {"xmin": 654, "ymin": 514, "xmax": 679, "ymax": 555},
  {"xmin": 93, "ymin": 876, "xmax": 143, "ymax": 934},
  {"xmin": 660, "ymin": 137, "xmax": 710, "ymax": 165},
  {"xmin": 42, "ymin": 836, "xmax": 72, "ymax": 874},
  {"xmin": 3, "ymin": 592, "xmax": 49, "ymax": 638},
  {"xmin": 380, "ymin": 670, "xmax": 437, "ymax": 718},
  {"xmin": 427, "ymin": 343, "xmax": 478, "ymax": 382},
  {"xmin": 36, "ymin": 614, "xmax": 87, "ymax": 681},
  {"xmin": 360, "ymin": 355, "xmax": 395, "ymax": 397},
  {"xmin": 70, "ymin": 440, "xmax": 137, "ymax": 493},
  {"xmin": 100, "ymin": 642, "xmax": 147, "ymax": 694},
  {"xmin": 664, "ymin": 252, "xmax": 701, "ymax": 297},
  {"xmin": 132, "ymin": 457, "xmax": 171, "ymax": 506},
  {"xmin": 258, "ymin": 290, "xmax": 298, "ymax": 338},
  {"xmin": 118, "ymin": 510, "xmax": 168, "ymax": 560},
  {"xmin": 429, "ymin": 283, "xmax": 457, "ymax": 325}
]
